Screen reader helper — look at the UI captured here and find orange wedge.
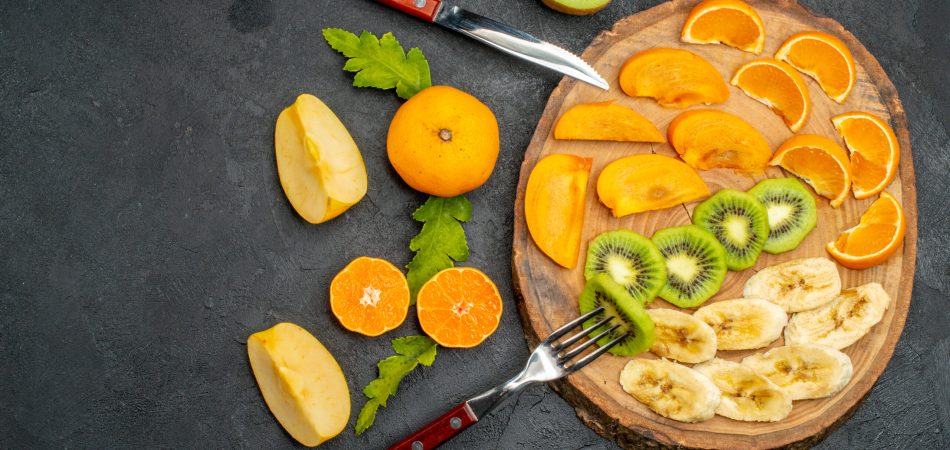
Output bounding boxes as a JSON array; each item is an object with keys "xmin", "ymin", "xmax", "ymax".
[
  {"xmin": 776, "ymin": 31, "xmax": 856, "ymax": 103},
  {"xmin": 668, "ymin": 109, "xmax": 772, "ymax": 173},
  {"xmin": 832, "ymin": 111, "xmax": 900, "ymax": 199},
  {"xmin": 770, "ymin": 134, "xmax": 852, "ymax": 208},
  {"xmin": 554, "ymin": 102, "xmax": 665, "ymax": 143},
  {"xmin": 827, "ymin": 191, "xmax": 906, "ymax": 269},
  {"xmin": 618, "ymin": 48, "xmax": 730, "ymax": 108},
  {"xmin": 330, "ymin": 256, "xmax": 410, "ymax": 336},
  {"xmin": 681, "ymin": 0, "xmax": 765, "ymax": 54},
  {"xmin": 416, "ymin": 267, "xmax": 503, "ymax": 348},
  {"xmin": 732, "ymin": 58, "xmax": 811, "ymax": 132}
]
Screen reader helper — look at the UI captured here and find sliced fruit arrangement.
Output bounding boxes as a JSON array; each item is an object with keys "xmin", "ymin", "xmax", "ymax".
[
  {"xmin": 826, "ymin": 191, "xmax": 906, "ymax": 269},
  {"xmin": 692, "ymin": 189, "xmax": 770, "ymax": 271},
  {"xmin": 275, "ymin": 93, "xmax": 368, "ymax": 224},
  {"xmin": 525, "ymin": 154, "xmax": 592, "ymax": 269},
  {"xmin": 776, "ymin": 31, "xmax": 856, "ymax": 103},
  {"xmin": 693, "ymin": 298, "xmax": 788, "ymax": 351},
  {"xmin": 832, "ymin": 111, "xmax": 901, "ymax": 199},
  {"xmin": 620, "ymin": 358, "xmax": 721, "ymax": 423},
  {"xmin": 554, "ymin": 102, "xmax": 665, "ymax": 143},
  {"xmin": 681, "ymin": 0, "xmax": 765, "ymax": 54},
  {"xmin": 693, "ymin": 358, "xmax": 793, "ymax": 423},
  {"xmin": 744, "ymin": 257, "xmax": 841, "ymax": 312},
  {"xmin": 742, "ymin": 344, "xmax": 853, "ymax": 400},
  {"xmin": 618, "ymin": 48, "xmax": 729, "ymax": 108},
  {"xmin": 596, "ymin": 154, "xmax": 710, "ymax": 218},
  {"xmin": 585, "ymin": 230, "xmax": 667, "ymax": 305},
  {"xmin": 668, "ymin": 109, "xmax": 772, "ymax": 173},
  {"xmin": 747, "ymin": 178, "xmax": 818, "ymax": 254},
  {"xmin": 647, "ymin": 308, "xmax": 717, "ymax": 363},
  {"xmin": 579, "ymin": 274, "xmax": 656, "ymax": 356},
  {"xmin": 785, "ymin": 282, "xmax": 890, "ymax": 349},
  {"xmin": 770, "ymin": 134, "xmax": 853, "ymax": 208},
  {"xmin": 248, "ymin": 323, "xmax": 350, "ymax": 447},
  {"xmin": 651, "ymin": 225, "xmax": 727, "ymax": 308},
  {"xmin": 542, "ymin": 0, "xmax": 612, "ymax": 16},
  {"xmin": 330, "ymin": 257, "xmax": 410, "ymax": 337},
  {"xmin": 416, "ymin": 267, "xmax": 503, "ymax": 348},
  {"xmin": 731, "ymin": 58, "xmax": 811, "ymax": 132}
]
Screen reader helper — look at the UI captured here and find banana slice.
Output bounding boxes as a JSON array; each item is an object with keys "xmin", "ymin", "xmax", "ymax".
[
  {"xmin": 647, "ymin": 309, "xmax": 718, "ymax": 364},
  {"xmin": 785, "ymin": 283, "xmax": 890, "ymax": 349},
  {"xmin": 743, "ymin": 258, "xmax": 841, "ymax": 312},
  {"xmin": 741, "ymin": 344, "xmax": 853, "ymax": 400},
  {"xmin": 693, "ymin": 299, "xmax": 788, "ymax": 350},
  {"xmin": 693, "ymin": 358, "xmax": 792, "ymax": 422},
  {"xmin": 620, "ymin": 359, "xmax": 720, "ymax": 423}
]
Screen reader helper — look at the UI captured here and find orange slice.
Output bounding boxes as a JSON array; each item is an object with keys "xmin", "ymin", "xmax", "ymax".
[
  {"xmin": 416, "ymin": 267, "xmax": 503, "ymax": 348},
  {"xmin": 618, "ymin": 48, "xmax": 730, "ymax": 108},
  {"xmin": 832, "ymin": 111, "xmax": 900, "ymax": 199},
  {"xmin": 330, "ymin": 256, "xmax": 410, "ymax": 336},
  {"xmin": 554, "ymin": 102, "xmax": 665, "ymax": 143},
  {"xmin": 597, "ymin": 154, "xmax": 710, "ymax": 217},
  {"xmin": 770, "ymin": 134, "xmax": 852, "ymax": 208},
  {"xmin": 827, "ymin": 191, "xmax": 906, "ymax": 269},
  {"xmin": 681, "ymin": 0, "xmax": 765, "ymax": 54},
  {"xmin": 667, "ymin": 109, "xmax": 772, "ymax": 173},
  {"xmin": 525, "ymin": 154, "xmax": 592, "ymax": 269},
  {"xmin": 732, "ymin": 58, "xmax": 811, "ymax": 132},
  {"xmin": 775, "ymin": 31, "xmax": 856, "ymax": 103}
]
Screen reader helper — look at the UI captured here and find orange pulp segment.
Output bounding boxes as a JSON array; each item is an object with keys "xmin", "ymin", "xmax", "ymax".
[
  {"xmin": 770, "ymin": 134, "xmax": 852, "ymax": 208},
  {"xmin": 330, "ymin": 256, "xmax": 410, "ymax": 336},
  {"xmin": 827, "ymin": 191, "xmax": 906, "ymax": 269},
  {"xmin": 775, "ymin": 31, "xmax": 856, "ymax": 103},
  {"xmin": 732, "ymin": 58, "xmax": 811, "ymax": 132},
  {"xmin": 416, "ymin": 267, "xmax": 503, "ymax": 348},
  {"xmin": 832, "ymin": 111, "xmax": 900, "ymax": 199},
  {"xmin": 681, "ymin": 0, "xmax": 766, "ymax": 54}
]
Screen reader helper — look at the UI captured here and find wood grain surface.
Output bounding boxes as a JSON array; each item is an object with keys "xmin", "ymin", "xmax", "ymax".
[{"xmin": 511, "ymin": 1, "xmax": 917, "ymax": 448}]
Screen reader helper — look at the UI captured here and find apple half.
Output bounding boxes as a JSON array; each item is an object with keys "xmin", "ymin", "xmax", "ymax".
[{"xmin": 542, "ymin": 0, "xmax": 612, "ymax": 15}]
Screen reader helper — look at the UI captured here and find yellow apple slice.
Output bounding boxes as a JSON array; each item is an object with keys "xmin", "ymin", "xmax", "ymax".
[
  {"xmin": 247, "ymin": 323, "xmax": 350, "ymax": 447},
  {"xmin": 275, "ymin": 94, "xmax": 367, "ymax": 224}
]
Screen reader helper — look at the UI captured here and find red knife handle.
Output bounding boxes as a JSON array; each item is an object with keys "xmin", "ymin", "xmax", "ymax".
[
  {"xmin": 376, "ymin": 0, "xmax": 442, "ymax": 22},
  {"xmin": 388, "ymin": 402, "xmax": 477, "ymax": 450}
]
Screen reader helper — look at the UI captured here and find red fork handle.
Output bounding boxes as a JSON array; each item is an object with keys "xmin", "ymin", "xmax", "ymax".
[
  {"xmin": 388, "ymin": 402, "xmax": 478, "ymax": 450},
  {"xmin": 375, "ymin": 0, "xmax": 442, "ymax": 22}
]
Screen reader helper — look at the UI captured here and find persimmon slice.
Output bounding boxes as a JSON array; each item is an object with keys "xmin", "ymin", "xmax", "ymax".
[
  {"xmin": 525, "ymin": 154, "xmax": 592, "ymax": 269},
  {"xmin": 827, "ymin": 191, "xmax": 906, "ymax": 269},
  {"xmin": 554, "ymin": 102, "xmax": 665, "ymax": 143},
  {"xmin": 619, "ymin": 48, "xmax": 730, "ymax": 108},
  {"xmin": 597, "ymin": 154, "xmax": 710, "ymax": 217},
  {"xmin": 770, "ymin": 134, "xmax": 852, "ymax": 208},
  {"xmin": 732, "ymin": 58, "xmax": 811, "ymax": 132},
  {"xmin": 667, "ymin": 109, "xmax": 772, "ymax": 173}
]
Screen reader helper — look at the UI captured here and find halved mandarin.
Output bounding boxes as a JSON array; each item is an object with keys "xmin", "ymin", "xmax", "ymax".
[
  {"xmin": 827, "ymin": 191, "xmax": 906, "ymax": 269},
  {"xmin": 732, "ymin": 58, "xmax": 811, "ymax": 132},
  {"xmin": 554, "ymin": 102, "xmax": 665, "ymax": 143},
  {"xmin": 597, "ymin": 154, "xmax": 710, "ymax": 217},
  {"xmin": 667, "ymin": 109, "xmax": 772, "ymax": 173},
  {"xmin": 330, "ymin": 256, "xmax": 410, "ymax": 337},
  {"xmin": 416, "ymin": 267, "xmax": 503, "ymax": 348},
  {"xmin": 832, "ymin": 111, "xmax": 900, "ymax": 199},
  {"xmin": 776, "ymin": 31, "xmax": 856, "ymax": 103},
  {"xmin": 619, "ymin": 48, "xmax": 730, "ymax": 108},
  {"xmin": 770, "ymin": 134, "xmax": 852, "ymax": 208},
  {"xmin": 681, "ymin": 0, "xmax": 765, "ymax": 54},
  {"xmin": 525, "ymin": 154, "xmax": 592, "ymax": 269}
]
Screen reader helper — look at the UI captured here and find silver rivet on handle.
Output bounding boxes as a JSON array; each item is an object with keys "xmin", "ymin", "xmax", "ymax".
[
  {"xmin": 412, "ymin": 440, "xmax": 424, "ymax": 450},
  {"xmin": 414, "ymin": 0, "xmax": 426, "ymax": 8},
  {"xmin": 450, "ymin": 417, "xmax": 462, "ymax": 429}
]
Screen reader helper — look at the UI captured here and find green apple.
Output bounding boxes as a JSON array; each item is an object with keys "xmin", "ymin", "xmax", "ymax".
[{"xmin": 542, "ymin": 0, "xmax": 613, "ymax": 15}]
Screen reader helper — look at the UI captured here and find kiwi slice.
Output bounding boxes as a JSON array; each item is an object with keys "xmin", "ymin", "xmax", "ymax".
[
  {"xmin": 692, "ymin": 189, "xmax": 769, "ymax": 271},
  {"xmin": 584, "ymin": 230, "xmax": 667, "ymax": 304},
  {"xmin": 747, "ymin": 178, "xmax": 818, "ymax": 254},
  {"xmin": 651, "ymin": 225, "xmax": 728, "ymax": 308},
  {"xmin": 578, "ymin": 273, "xmax": 655, "ymax": 356}
]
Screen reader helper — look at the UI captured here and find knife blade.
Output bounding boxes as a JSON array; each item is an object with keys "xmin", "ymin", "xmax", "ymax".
[{"xmin": 375, "ymin": 0, "xmax": 609, "ymax": 90}]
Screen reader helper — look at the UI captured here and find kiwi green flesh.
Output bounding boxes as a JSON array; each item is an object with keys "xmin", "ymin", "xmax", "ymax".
[
  {"xmin": 693, "ymin": 189, "xmax": 769, "ymax": 271},
  {"xmin": 748, "ymin": 178, "xmax": 818, "ymax": 254},
  {"xmin": 578, "ymin": 274, "xmax": 655, "ymax": 356},
  {"xmin": 651, "ymin": 225, "xmax": 728, "ymax": 308},
  {"xmin": 584, "ymin": 230, "xmax": 666, "ymax": 304}
]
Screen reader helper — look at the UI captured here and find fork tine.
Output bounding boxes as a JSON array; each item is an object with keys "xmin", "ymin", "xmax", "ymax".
[
  {"xmin": 564, "ymin": 334, "xmax": 626, "ymax": 374},
  {"xmin": 558, "ymin": 323, "xmax": 620, "ymax": 363},
  {"xmin": 553, "ymin": 315, "xmax": 613, "ymax": 351},
  {"xmin": 543, "ymin": 306, "xmax": 604, "ymax": 344}
]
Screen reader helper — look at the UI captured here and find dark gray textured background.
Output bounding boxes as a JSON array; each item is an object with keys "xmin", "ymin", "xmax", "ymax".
[{"xmin": 1, "ymin": 0, "xmax": 947, "ymax": 448}]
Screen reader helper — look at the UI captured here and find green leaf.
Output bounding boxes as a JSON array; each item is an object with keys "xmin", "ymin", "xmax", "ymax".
[
  {"xmin": 322, "ymin": 28, "xmax": 432, "ymax": 100},
  {"xmin": 406, "ymin": 196, "xmax": 473, "ymax": 302},
  {"xmin": 355, "ymin": 336, "xmax": 438, "ymax": 435}
]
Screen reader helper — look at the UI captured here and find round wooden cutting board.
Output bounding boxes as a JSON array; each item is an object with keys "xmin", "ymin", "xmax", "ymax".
[{"xmin": 511, "ymin": 1, "xmax": 917, "ymax": 448}]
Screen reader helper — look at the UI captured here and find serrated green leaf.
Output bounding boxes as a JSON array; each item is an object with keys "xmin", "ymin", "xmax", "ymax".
[
  {"xmin": 406, "ymin": 196, "xmax": 472, "ymax": 302},
  {"xmin": 355, "ymin": 336, "xmax": 438, "ymax": 435},
  {"xmin": 323, "ymin": 28, "xmax": 432, "ymax": 100}
]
